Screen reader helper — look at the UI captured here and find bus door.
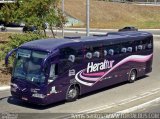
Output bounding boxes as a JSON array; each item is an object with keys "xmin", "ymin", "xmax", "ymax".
[{"xmin": 45, "ymin": 55, "xmax": 68, "ymax": 102}]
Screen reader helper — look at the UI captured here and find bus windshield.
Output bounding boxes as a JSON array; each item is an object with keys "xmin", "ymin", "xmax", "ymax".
[{"xmin": 13, "ymin": 49, "xmax": 48, "ymax": 84}]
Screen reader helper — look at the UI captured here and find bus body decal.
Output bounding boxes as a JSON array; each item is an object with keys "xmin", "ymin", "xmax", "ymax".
[
  {"xmin": 75, "ymin": 70, "xmax": 94, "ymax": 86},
  {"xmin": 87, "ymin": 60, "xmax": 114, "ymax": 73},
  {"xmin": 75, "ymin": 54, "xmax": 153, "ymax": 86}
]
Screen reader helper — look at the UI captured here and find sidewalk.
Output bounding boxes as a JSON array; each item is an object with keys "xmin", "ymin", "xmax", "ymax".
[{"xmin": 0, "ymin": 86, "xmax": 10, "ymax": 91}]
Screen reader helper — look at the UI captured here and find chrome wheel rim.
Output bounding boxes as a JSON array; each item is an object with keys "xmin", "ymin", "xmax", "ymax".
[
  {"xmin": 130, "ymin": 72, "xmax": 136, "ymax": 81},
  {"xmin": 68, "ymin": 88, "xmax": 77, "ymax": 99}
]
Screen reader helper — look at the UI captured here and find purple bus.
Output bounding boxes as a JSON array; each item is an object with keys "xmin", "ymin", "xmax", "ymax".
[{"xmin": 5, "ymin": 31, "xmax": 153, "ymax": 105}]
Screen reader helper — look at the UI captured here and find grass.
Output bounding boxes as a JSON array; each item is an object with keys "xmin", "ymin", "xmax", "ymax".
[
  {"xmin": 64, "ymin": 0, "xmax": 160, "ymax": 29},
  {"xmin": 0, "ymin": 32, "xmax": 12, "ymax": 42}
]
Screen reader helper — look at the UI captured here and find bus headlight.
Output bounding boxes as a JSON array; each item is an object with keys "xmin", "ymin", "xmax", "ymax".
[{"xmin": 32, "ymin": 94, "xmax": 45, "ymax": 98}]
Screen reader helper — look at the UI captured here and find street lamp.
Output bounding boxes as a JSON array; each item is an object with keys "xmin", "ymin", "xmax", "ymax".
[{"xmin": 86, "ymin": 0, "xmax": 90, "ymax": 36}]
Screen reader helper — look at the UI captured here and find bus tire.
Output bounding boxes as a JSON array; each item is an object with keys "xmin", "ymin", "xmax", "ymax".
[
  {"xmin": 128, "ymin": 69, "xmax": 137, "ymax": 83},
  {"xmin": 66, "ymin": 85, "xmax": 79, "ymax": 102}
]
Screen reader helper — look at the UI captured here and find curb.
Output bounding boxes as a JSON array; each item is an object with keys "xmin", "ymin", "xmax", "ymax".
[{"xmin": 0, "ymin": 86, "xmax": 10, "ymax": 91}]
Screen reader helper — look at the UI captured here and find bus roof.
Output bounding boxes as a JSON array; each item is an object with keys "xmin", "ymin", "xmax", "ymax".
[{"xmin": 19, "ymin": 31, "xmax": 152, "ymax": 52}]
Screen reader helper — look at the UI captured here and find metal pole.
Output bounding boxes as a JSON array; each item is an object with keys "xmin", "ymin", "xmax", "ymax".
[
  {"xmin": 86, "ymin": 0, "xmax": 90, "ymax": 36},
  {"xmin": 155, "ymin": 0, "xmax": 157, "ymax": 4},
  {"xmin": 62, "ymin": 0, "xmax": 64, "ymax": 37}
]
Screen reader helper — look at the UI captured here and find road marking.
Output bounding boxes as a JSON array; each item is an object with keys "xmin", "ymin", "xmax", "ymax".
[
  {"xmin": 150, "ymin": 88, "xmax": 160, "ymax": 92},
  {"xmin": 78, "ymin": 88, "xmax": 160, "ymax": 113},
  {"xmin": 101, "ymin": 97, "xmax": 160, "ymax": 119},
  {"xmin": 117, "ymin": 97, "xmax": 160, "ymax": 113}
]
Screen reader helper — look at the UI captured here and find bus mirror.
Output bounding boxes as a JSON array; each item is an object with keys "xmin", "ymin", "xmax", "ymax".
[
  {"xmin": 68, "ymin": 55, "xmax": 75, "ymax": 62},
  {"xmin": 5, "ymin": 48, "xmax": 18, "ymax": 67},
  {"xmin": 86, "ymin": 52, "xmax": 92, "ymax": 59},
  {"xmin": 93, "ymin": 51, "xmax": 100, "ymax": 58}
]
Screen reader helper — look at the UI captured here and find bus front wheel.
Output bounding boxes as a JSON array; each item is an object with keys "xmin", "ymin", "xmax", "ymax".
[
  {"xmin": 128, "ymin": 69, "xmax": 137, "ymax": 83},
  {"xmin": 66, "ymin": 85, "xmax": 79, "ymax": 102}
]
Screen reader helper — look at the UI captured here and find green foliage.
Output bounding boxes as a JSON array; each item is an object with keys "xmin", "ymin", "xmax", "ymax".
[
  {"xmin": 0, "ymin": 33, "xmax": 47, "ymax": 63},
  {"xmin": 0, "ymin": 0, "xmax": 66, "ymax": 36}
]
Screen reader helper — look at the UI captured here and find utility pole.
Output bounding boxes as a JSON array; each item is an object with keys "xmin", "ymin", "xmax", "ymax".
[
  {"xmin": 154, "ymin": 0, "xmax": 157, "ymax": 4},
  {"xmin": 62, "ymin": 0, "xmax": 64, "ymax": 37},
  {"xmin": 86, "ymin": 0, "xmax": 90, "ymax": 36}
]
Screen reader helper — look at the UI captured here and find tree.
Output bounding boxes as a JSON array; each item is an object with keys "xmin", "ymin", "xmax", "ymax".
[{"xmin": 0, "ymin": 0, "xmax": 66, "ymax": 37}]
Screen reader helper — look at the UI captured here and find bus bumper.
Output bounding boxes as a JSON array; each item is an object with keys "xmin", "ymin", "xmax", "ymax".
[
  {"xmin": 11, "ymin": 90, "xmax": 66, "ymax": 105},
  {"xmin": 11, "ymin": 91, "xmax": 49, "ymax": 105}
]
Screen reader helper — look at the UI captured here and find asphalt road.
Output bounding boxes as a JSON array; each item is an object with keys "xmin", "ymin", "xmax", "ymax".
[
  {"xmin": 136, "ymin": 103, "xmax": 160, "ymax": 114},
  {"xmin": 0, "ymin": 36, "xmax": 160, "ymax": 119},
  {"xmin": 135, "ymin": 102, "xmax": 160, "ymax": 113}
]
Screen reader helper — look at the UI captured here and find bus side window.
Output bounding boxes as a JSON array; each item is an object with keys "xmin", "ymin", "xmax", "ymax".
[
  {"xmin": 109, "ymin": 49, "xmax": 114, "ymax": 56},
  {"xmin": 146, "ymin": 38, "xmax": 153, "ymax": 49},
  {"xmin": 127, "ymin": 47, "xmax": 133, "ymax": 52},
  {"xmin": 84, "ymin": 46, "xmax": 93, "ymax": 59},
  {"xmin": 68, "ymin": 55, "xmax": 75, "ymax": 62},
  {"xmin": 142, "ymin": 39, "xmax": 148, "ymax": 50},
  {"xmin": 49, "ymin": 64, "xmax": 58, "ymax": 83},
  {"xmin": 121, "ymin": 48, "xmax": 127, "ymax": 53},
  {"xmin": 147, "ymin": 43, "xmax": 152, "ymax": 49},
  {"xmin": 138, "ymin": 45, "xmax": 143, "ymax": 50},
  {"xmin": 60, "ymin": 47, "xmax": 76, "ymax": 60},
  {"xmin": 86, "ymin": 52, "xmax": 92, "ymax": 59},
  {"xmin": 121, "ymin": 41, "xmax": 133, "ymax": 53},
  {"xmin": 93, "ymin": 45, "xmax": 102, "ymax": 58},
  {"xmin": 104, "ymin": 50, "xmax": 107, "ymax": 56},
  {"xmin": 135, "ymin": 40, "xmax": 147, "ymax": 51},
  {"xmin": 93, "ymin": 51, "xmax": 100, "ymax": 58}
]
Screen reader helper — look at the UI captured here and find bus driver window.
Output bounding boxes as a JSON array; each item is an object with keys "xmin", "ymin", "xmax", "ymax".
[{"xmin": 48, "ymin": 64, "xmax": 58, "ymax": 83}]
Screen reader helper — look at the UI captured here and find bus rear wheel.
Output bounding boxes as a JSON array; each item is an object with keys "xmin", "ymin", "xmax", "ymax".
[
  {"xmin": 128, "ymin": 69, "xmax": 137, "ymax": 83},
  {"xmin": 66, "ymin": 85, "xmax": 79, "ymax": 102}
]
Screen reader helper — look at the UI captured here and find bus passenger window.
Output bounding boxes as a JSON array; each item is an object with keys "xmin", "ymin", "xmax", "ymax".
[
  {"xmin": 109, "ymin": 49, "xmax": 114, "ymax": 56},
  {"xmin": 93, "ymin": 51, "xmax": 100, "ymax": 58},
  {"xmin": 104, "ymin": 50, "xmax": 107, "ymax": 56},
  {"xmin": 147, "ymin": 43, "xmax": 152, "ymax": 49},
  {"xmin": 68, "ymin": 55, "xmax": 75, "ymax": 62},
  {"xmin": 142, "ymin": 44, "xmax": 146, "ymax": 50},
  {"xmin": 135, "ymin": 46, "xmax": 138, "ymax": 52},
  {"xmin": 121, "ymin": 48, "xmax": 127, "ymax": 53},
  {"xmin": 127, "ymin": 47, "xmax": 133, "ymax": 52},
  {"xmin": 86, "ymin": 52, "xmax": 92, "ymax": 59},
  {"xmin": 138, "ymin": 45, "xmax": 143, "ymax": 50}
]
